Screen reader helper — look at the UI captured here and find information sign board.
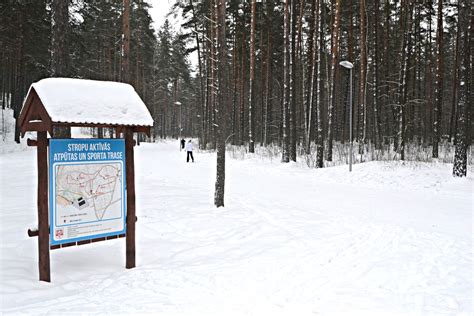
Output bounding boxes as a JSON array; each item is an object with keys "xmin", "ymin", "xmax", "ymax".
[{"xmin": 49, "ymin": 139, "xmax": 126, "ymax": 245}]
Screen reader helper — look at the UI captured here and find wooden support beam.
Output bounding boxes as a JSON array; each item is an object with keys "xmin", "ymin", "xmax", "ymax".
[
  {"xmin": 61, "ymin": 242, "xmax": 76, "ymax": 248},
  {"xmin": 133, "ymin": 126, "xmax": 151, "ymax": 137},
  {"xmin": 29, "ymin": 218, "xmax": 136, "ymax": 238},
  {"xmin": 49, "ymin": 234, "xmax": 126, "ymax": 250},
  {"xmin": 37, "ymin": 131, "xmax": 51, "ymax": 282},
  {"xmin": 27, "ymin": 138, "xmax": 38, "ymax": 147},
  {"xmin": 91, "ymin": 237, "xmax": 107, "ymax": 243},
  {"xmin": 27, "ymin": 138, "xmax": 49, "ymax": 147},
  {"xmin": 125, "ymin": 128, "xmax": 136, "ymax": 269}
]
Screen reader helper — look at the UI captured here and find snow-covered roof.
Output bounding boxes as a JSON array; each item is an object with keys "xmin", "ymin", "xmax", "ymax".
[{"xmin": 22, "ymin": 78, "xmax": 153, "ymax": 127}]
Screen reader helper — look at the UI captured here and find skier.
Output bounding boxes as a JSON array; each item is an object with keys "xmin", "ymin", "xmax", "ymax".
[
  {"xmin": 185, "ymin": 140, "xmax": 194, "ymax": 163},
  {"xmin": 180, "ymin": 138, "xmax": 185, "ymax": 151}
]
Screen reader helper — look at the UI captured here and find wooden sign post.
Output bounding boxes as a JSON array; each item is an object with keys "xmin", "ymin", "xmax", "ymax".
[
  {"xmin": 125, "ymin": 128, "xmax": 136, "ymax": 269},
  {"xmin": 18, "ymin": 78, "xmax": 153, "ymax": 282},
  {"xmin": 37, "ymin": 131, "xmax": 50, "ymax": 282}
]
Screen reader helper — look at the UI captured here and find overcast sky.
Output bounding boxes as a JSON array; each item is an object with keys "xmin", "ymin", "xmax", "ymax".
[
  {"xmin": 146, "ymin": 0, "xmax": 181, "ymax": 32},
  {"xmin": 146, "ymin": 0, "xmax": 198, "ymax": 69}
]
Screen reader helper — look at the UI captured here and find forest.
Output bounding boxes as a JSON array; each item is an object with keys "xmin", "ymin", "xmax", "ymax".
[{"xmin": 0, "ymin": 0, "xmax": 471, "ymax": 179}]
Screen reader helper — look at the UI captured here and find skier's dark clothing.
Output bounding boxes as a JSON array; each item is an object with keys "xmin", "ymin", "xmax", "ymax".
[
  {"xmin": 186, "ymin": 140, "xmax": 194, "ymax": 162},
  {"xmin": 180, "ymin": 138, "xmax": 185, "ymax": 149},
  {"xmin": 187, "ymin": 151, "xmax": 194, "ymax": 163}
]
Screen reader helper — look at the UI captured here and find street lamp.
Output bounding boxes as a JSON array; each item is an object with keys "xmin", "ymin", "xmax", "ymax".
[{"xmin": 339, "ymin": 60, "xmax": 353, "ymax": 172}]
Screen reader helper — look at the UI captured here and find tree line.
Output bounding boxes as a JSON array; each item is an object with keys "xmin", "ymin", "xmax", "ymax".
[
  {"xmin": 177, "ymin": 0, "xmax": 470, "ymax": 165},
  {"xmin": 0, "ymin": 0, "xmax": 471, "ymax": 206},
  {"xmin": 0, "ymin": 0, "xmax": 196, "ymax": 141}
]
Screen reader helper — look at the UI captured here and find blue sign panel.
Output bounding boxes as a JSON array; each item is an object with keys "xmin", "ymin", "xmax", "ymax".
[{"xmin": 49, "ymin": 139, "xmax": 126, "ymax": 245}]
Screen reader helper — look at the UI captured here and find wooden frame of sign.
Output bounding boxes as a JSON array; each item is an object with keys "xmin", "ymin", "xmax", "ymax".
[{"xmin": 17, "ymin": 83, "xmax": 152, "ymax": 282}]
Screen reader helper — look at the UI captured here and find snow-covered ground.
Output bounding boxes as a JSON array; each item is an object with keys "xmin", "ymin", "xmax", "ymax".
[{"xmin": 0, "ymin": 141, "xmax": 472, "ymax": 315}]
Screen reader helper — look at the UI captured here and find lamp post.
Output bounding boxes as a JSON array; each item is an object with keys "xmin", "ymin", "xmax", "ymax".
[
  {"xmin": 175, "ymin": 101, "xmax": 182, "ymax": 139},
  {"xmin": 339, "ymin": 60, "xmax": 353, "ymax": 172}
]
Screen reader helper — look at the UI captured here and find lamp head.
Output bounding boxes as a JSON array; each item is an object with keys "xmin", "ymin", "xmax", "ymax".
[{"xmin": 339, "ymin": 61, "xmax": 354, "ymax": 69}]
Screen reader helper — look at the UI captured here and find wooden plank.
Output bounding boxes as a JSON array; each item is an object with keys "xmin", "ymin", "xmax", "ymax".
[
  {"xmin": 53, "ymin": 122, "xmax": 152, "ymax": 130},
  {"xmin": 133, "ymin": 126, "xmax": 151, "ymax": 137},
  {"xmin": 19, "ymin": 89, "xmax": 53, "ymax": 136},
  {"xmin": 37, "ymin": 131, "xmax": 51, "ymax": 282},
  {"xmin": 23, "ymin": 121, "xmax": 49, "ymax": 133},
  {"xmin": 27, "ymin": 138, "xmax": 49, "ymax": 147},
  {"xmin": 61, "ymin": 242, "xmax": 76, "ymax": 248},
  {"xmin": 91, "ymin": 237, "xmax": 106, "ymax": 243},
  {"xmin": 125, "ymin": 128, "xmax": 136, "ymax": 269},
  {"xmin": 50, "ymin": 234, "xmax": 125, "ymax": 249},
  {"xmin": 34, "ymin": 94, "xmax": 54, "ymax": 135},
  {"xmin": 28, "ymin": 228, "xmax": 39, "ymax": 237},
  {"xmin": 27, "ymin": 139, "xmax": 38, "ymax": 147}
]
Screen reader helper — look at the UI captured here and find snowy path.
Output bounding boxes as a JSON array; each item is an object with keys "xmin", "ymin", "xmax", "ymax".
[{"xmin": 1, "ymin": 141, "xmax": 472, "ymax": 315}]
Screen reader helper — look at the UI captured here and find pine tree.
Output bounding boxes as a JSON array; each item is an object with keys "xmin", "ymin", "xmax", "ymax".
[
  {"xmin": 248, "ymin": 0, "xmax": 256, "ymax": 153},
  {"xmin": 433, "ymin": 0, "xmax": 444, "ymax": 158},
  {"xmin": 282, "ymin": 0, "xmax": 291, "ymax": 163},
  {"xmin": 51, "ymin": 0, "xmax": 71, "ymax": 138},
  {"xmin": 452, "ymin": 0, "xmax": 471, "ymax": 177},
  {"xmin": 122, "ymin": 0, "xmax": 131, "ymax": 84},
  {"xmin": 214, "ymin": 0, "xmax": 229, "ymax": 207},
  {"xmin": 315, "ymin": 0, "xmax": 324, "ymax": 168},
  {"xmin": 327, "ymin": 0, "xmax": 341, "ymax": 161},
  {"xmin": 359, "ymin": 0, "xmax": 367, "ymax": 155}
]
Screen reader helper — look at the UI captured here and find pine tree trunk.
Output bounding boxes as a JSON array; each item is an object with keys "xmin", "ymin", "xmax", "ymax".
[
  {"xmin": 384, "ymin": 0, "xmax": 393, "ymax": 145},
  {"xmin": 282, "ymin": 0, "xmax": 290, "ymax": 163},
  {"xmin": 214, "ymin": 0, "xmax": 229, "ymax": 207},
  {"xmin": 305, "ymin": 0, "xmax": 316, "ymax": 150},
  {"xmin": 306, "ymin": 0, "xmax": 319, "ymax": 155},
  {"xmin": 289, "ymin": 0, "xmax": 297, "ymax": 162},
  {"xmin": 453, "ymin": 0, "xmax": 471, "ymax": 177},
  {"xmin": 12, "ymin": 5, "xmax": 24, "ymax": 143},
  {"xmin": 433, "ymin": 0, "xmax": 443, "ymax": 158},
  {"xmin": 122, "ymin": 0, "xmax": 131, "ymax": 83},
  {"xmin": 327, "ymin": 0, "xmax": 341, "ymax": 162},
  {"xmin": 346, "ymin": 0, "xmax": 354, "ymax": 144},
  {"xmin": 449, "ymin": 22, "xmax": 459, "ymax": 143},
  {"xmin": 51, "ymin": 0, "xmax": 71, "ymax": 138},
  {"xmin": 359, "ymin": 0, "xmax": 367, "ymax": 155},
  {"xmin": 398, "ymin": 0, "xmax": 413, "ymax": 160},
  {"xmin": 189, "ymin": 0, "xmax": 206, "ymax": 149},
  {"xmin": 373, "ymin": 0, "xmax": 381, "ymax": 149},
  {"xmin": 232, "ymin": 32, "xmax": 238, "ymax": 145},
  {"xmin": 263, "ymin": 0, "xmax": 273, "ymax": 146},
  {"xmin": 248, "ymin": 0, "xmax": 256, "ymax": 153},
  {"xmin": 425, "ymin": 1, "xmax": 434, "ymax": 145},
  {"xmin": 315, "ymin": 0, "xmax": 324, "ymax": 168},
  {"xmin": 240, "ymin": 36, "xmax": 246, "ymax": 146}
]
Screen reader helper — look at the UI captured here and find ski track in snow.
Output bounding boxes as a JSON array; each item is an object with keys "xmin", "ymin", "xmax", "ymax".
[{"xmin": 0, "ymin": 141, "xmax": 472, "ymax": 315}]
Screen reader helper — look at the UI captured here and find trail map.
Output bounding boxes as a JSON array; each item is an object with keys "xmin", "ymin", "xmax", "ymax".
[
  {"xmin": 55, "ymin": 163, "xmax": 122, "ymax": 223},
  {"xmin": 49, "ymin": 139, "xmax": 126, "ymax": 245}
]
